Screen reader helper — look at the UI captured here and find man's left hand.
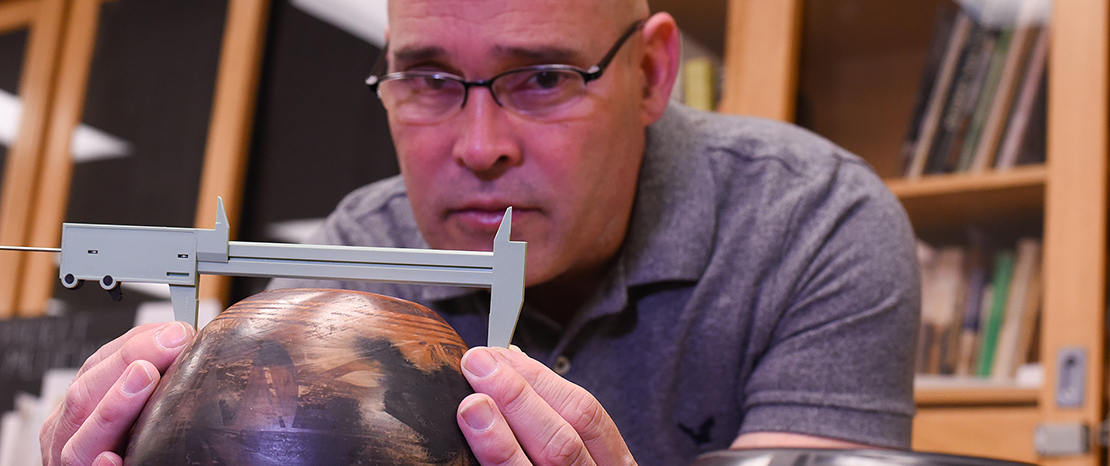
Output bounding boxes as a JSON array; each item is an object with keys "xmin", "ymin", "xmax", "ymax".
[{"xmin": 457, "ymin": 346, "xmax": 637, "ymax": 466}]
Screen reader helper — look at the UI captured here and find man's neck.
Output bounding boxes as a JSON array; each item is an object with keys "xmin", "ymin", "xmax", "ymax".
[{"xmin": 526, "ymin": 263, "xmax": 612, "ymax": 328}]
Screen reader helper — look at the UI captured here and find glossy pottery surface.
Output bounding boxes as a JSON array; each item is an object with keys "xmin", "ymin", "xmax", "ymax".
[{"xmin": 125, "ymin": 288, "xmax": 477, "ymax": 466}]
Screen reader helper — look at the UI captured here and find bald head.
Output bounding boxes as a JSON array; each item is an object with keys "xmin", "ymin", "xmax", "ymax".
[
  {"xmin": 388, "ymin": 0, "xmax": 652, "ymax": 32},
  {"xmin": 595, "ymin": 0, "xmax": 652, "ymax": 24}
]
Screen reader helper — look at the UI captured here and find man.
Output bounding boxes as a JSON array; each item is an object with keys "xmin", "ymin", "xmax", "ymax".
[{"xmin": 41, "ymin": 0, "xmax": 920, "ymax": 465}]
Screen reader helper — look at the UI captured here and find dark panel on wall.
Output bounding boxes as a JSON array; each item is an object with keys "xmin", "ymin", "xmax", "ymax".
[
  {"xmin": 64, "ymin": 0, "xmax": 227, "ymax": 228},
  {"xmin": 0, "ymin": 309, "xmax": 134, "ymax": 413},
  {"xmin": 51, "ymin": 0, "xmax": 228, "ymax": 313},
  {"xmin": 232, "ymin": 0, "xmax": 399, "ymax": 301},
  {"xmin": 0, "ymin": 30, "xmax": 24, "ymax": 93},
  {"xmin": 0, "ymin": 29, "xmax": 28, "ymax": 182}
]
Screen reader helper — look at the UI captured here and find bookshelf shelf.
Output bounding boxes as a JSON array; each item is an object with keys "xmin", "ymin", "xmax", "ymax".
[
  {"xmin": 888, "ymin": 165, "xmax": 1045, "ymax": 235},
  {"xmin": 887, "ymin": 164, "xmax": 1046, "ymax": 197},
  {"xmin": 914, "ymin": 378, "xmax": 1040, "ymax": 406}
]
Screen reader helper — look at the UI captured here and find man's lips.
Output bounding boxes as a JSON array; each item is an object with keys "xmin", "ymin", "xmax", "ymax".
[{"xmin": 448, "ymin": 205, "xmax": 533, "ymax": 232}]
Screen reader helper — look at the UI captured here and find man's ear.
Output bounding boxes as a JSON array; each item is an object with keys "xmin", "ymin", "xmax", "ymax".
[{"xmin": 638, "ymin": 12, "xmax": 681, "ymax": 125}]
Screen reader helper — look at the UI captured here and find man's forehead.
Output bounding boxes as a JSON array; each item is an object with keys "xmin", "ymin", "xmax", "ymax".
[
  {"xmin": 387, "ymin": 0, "xmax": 640, "ymax": 31},
  {"xmin": 386, "ymin": 2, "xmax": 610, "ymax": 60}
]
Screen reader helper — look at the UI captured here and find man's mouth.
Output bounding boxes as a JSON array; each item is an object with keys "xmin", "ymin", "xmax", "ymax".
[
  {"xmin": 454, "ymin": 208, "xmax": 510, "ymax": 229},
  {"xmin": 448, "ymin": 203, "xmax": 534, "ymax": 234}
]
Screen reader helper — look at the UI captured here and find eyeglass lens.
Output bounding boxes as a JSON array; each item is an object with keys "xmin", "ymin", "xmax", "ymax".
[{"xmin": 379, "ymin": 68, "xmax": 588, "ymax": 123}]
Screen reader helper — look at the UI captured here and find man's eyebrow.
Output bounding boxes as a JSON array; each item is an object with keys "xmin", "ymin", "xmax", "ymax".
[
  {"xmin": 389, "ymin": 44, "xmax": 586, "ymax": 69},
  {"xmin": 390, "ymin": 46, "xmax": 449, "ymax": 66},
  {"xmin": 492, "ymin": 45, "xmax": 582, "ymax": 65}
]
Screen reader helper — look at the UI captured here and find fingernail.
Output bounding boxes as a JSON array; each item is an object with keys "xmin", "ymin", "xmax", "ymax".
[
  {"xmin": 122, "ymin": 363, "xmax": 154, "ymax": 396},
  {"xmin": 93, "ymin": 452, "xmax": 123, "ymax": 466},
  {"xmin": 155, "ymin": 322, "xmax": 189, "ymax": 349},
  {"xmin": 462, "ymin": 348, "xmax": 498, "ymax": 378},
  {"xmin": 509, "ymin": 344, "xmax": 526, "ymax": 355},
  {"xmin": 459, "ymin": 397, "xmax": 495, "ymax": 431}
]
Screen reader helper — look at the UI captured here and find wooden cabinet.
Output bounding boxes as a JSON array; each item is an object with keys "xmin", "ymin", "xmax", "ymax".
[{"xmin": 706, "ymin": 0, "xmax": 1108, "ymax": 464}]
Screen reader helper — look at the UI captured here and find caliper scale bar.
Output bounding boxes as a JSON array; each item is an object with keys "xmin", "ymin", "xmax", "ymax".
[{"xmin": 49, "ymin": 198, "xmax": 526, "ymax": 348}]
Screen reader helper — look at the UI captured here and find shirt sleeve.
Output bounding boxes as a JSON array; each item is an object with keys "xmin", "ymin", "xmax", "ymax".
[{"xmin": 737, "ymin": 156, "xmax": 921, "ymax": 448}]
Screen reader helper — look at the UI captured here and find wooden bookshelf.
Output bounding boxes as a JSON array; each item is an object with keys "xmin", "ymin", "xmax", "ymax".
[{"xmin": 711, "ymin": 0, "xmax": 1108, "ymax": 464}]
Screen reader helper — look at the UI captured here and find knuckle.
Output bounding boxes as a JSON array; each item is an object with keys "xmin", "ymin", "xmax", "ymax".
[
  {"xmin": 483, "ymin": 445, "xmax": 521, "ymax": 466},
  {"xmin": 40, "ymin": 407, "xmax": 64, "ymax": 460},
  {"xmin": 567, "ymin": 392, "xmax": 606, "ymax": 440},
  {"xmin": 492, "ymin": 374, "xmax": 532, "ymax": 416},
  {"xmin": 89, "ymin": 400, "xmax": 122, "ymax": 428},
  {"xmin": 116, "ymin": 336, "xmax": 152, "ymax": 365},
  {"xmin": 58, "ymin": 442, "xmax": 83, "ymax": 466},
  {"xmin": 538, "ymin": 423, "xmax": 588, "ymax": 466},
  {"xmin": 72, "ymin": 324, "xmax": 146, "ymax": 378},
  {"xmin": 60, "ymin": 381, "xmax": 97, "ymax": 428}
]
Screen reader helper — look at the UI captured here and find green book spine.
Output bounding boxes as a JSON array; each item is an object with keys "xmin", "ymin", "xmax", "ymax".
[
  {"xmin": 957, "ymin": 28, "xmax": 1013, "ymax": 172},
  {"xmin": 977, "ymin": 250, "xmax": 1015, "ymax": 377}
]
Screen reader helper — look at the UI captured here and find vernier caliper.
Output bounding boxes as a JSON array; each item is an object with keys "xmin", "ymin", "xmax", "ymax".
[{"xmin": 3, "ymin": 198, "xmax": 526, "ymax": 348}]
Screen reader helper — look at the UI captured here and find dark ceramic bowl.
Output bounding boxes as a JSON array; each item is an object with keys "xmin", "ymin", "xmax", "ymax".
[{"xmin": 124, "ymin": 288, "xmax": 477, "ymax": 466}]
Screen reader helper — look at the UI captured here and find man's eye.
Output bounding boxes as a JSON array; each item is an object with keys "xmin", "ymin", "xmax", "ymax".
[
  {"xmin": 526, "ymin": 71, "xmax": 568, "ymax": 90},
  {"xmin": 414, "ymin": 76, "xmax": 450, "ymax": 90}
]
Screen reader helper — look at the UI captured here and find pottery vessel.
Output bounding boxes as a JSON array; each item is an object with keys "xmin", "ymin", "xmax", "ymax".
[{"xmin": 125, "ymin": 288, "xmax": 477, "ymax": 465}]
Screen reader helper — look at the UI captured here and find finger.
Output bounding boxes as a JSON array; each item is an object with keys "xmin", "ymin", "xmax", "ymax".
[
  {"xmin": 59, "ymin": 360, "xmax": 160, "ymax": 466},
  {"xmin": 74, "ymin": 322, "xmax": 180, "ymax": 379},
  {"xmin": 461, "ymin": 347, "xmax": 596, "ymax": 466},
  {"xmin": 457, "ymin": 393, "xmax": 532, "ymax": 466},
  {"xmin": 491, "ymin": 349, "xmax": 634, "ymax": 465},
  {"xmin": 41, "ymin": 322, "xmax": 193, "ymax": 466}
]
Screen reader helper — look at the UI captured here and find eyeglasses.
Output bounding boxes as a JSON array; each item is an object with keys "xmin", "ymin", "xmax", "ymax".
[{"xmin": 365, "ymin": 19, "xmax": 646, "ymax": 124}]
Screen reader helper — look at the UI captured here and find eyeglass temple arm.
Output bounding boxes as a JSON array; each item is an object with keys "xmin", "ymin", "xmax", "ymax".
[
  {"xmin": 585, "ymin": 19, "xmax": 646, "ymax": 79},
  {"xmin": 365, "ymin": 42, "xmax": 390, "ymax": 87}
]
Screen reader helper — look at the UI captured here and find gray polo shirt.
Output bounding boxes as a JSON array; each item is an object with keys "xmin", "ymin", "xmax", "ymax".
[{"xmin": 270, "ymin": 103, "xmax": 920, "ymax": 465}]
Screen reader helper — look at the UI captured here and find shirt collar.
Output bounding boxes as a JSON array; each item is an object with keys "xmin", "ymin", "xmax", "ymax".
[{"xmin": 622, "ymin": 103, "xmax": 716, "ymax": 287}]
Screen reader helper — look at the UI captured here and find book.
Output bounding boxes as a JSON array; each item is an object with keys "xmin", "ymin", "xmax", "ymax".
[
  {"xmin": 915, "ymin": 241, "xmax": 939, "ymax": 373},
  {"xmin": 954, "ymin": 227, "xmax": 993, "ymax": 376},
  {"xmin": 1012, "ymin": 247, "xmax": 1043, "ymax": 374},
  {"xmin": 994, "ymin": 26, "xmax": 1048, "ymax": 170},
  {"xmin": 968, "ymin": 0, "xmax": 1043, "ymax": 173},
  {"xmin": 683, "ymin": 57, "xmax": 717, "ymax": 111},
  {"xmin": 916, "ymin": 241, "xmax": 968, "ymax": 375},
  {"xmin": 905, "ymin": 8, "xmax": 973, "ymax": 179},
  {"xmin": 937, "ymin": 246, "xmax": 969, "ymax": 374},
  {"xmin": 954, "ymin": 25, "xmax": 1012, "ymax": 173},
  {"xmin": 901, "ymin": 4, "xmax": 960, "ymax": 175},
  {"xmin": 991, "ymin": 238, "xmax": 1043, "ymax": 379},
  {"xmin": 924, "ymin": 20, "xmax": 996, "ymax": 174},
  {"xmin": 976, "ymin": 249, "xmax": 1015, "ymax": 377}
]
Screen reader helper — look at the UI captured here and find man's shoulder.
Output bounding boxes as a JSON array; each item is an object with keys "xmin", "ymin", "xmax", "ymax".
[
  {"xmin": 658, "ymin": 103, "xmax": 861, "ymax": 174},
  {"xmin": 647, "ymin": 103, "xmax": 891, "ymax": 208}
]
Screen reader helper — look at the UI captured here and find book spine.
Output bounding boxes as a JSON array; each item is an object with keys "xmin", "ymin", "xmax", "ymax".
[
  {"xmin": 968, "ymin": 0, "xmax": 1042, "ymax": 173},
  {"xmin": 682, "ymin": 57, "xmax": 717, "ymax": 112},
  {"xmin": 977, "ymin": 250, "xmax": 1015, "ymax": 377},
  {"xmin": 906, "ymin": 11, "xmax": 974, "ymax": 179},
  {"xmin": 995, "ymin": 27, "xmax": 1049, "ymax": 170},
  {"xmin": 957, "ymin": 27, "xmax": 1013, "ymax": 173},
  {"xmin": 902, "ymin": 4, "xmax": 961, "ymax": 175}
]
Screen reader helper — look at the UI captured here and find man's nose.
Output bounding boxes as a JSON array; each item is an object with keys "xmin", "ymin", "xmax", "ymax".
[{"xmin": 451, "ymin": 88, "xmax": 522, "ymax": 179}]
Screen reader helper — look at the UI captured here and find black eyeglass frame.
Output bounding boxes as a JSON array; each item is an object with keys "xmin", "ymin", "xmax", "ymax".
[{"xmin": 364, "ymin": 19, "xmax": 648, "ymax": 110}]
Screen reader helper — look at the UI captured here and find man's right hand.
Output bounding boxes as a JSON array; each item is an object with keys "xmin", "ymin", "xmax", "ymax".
[{"xmin": 40, "ymin": 321, "xmax": 195, "ymax": 466}]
